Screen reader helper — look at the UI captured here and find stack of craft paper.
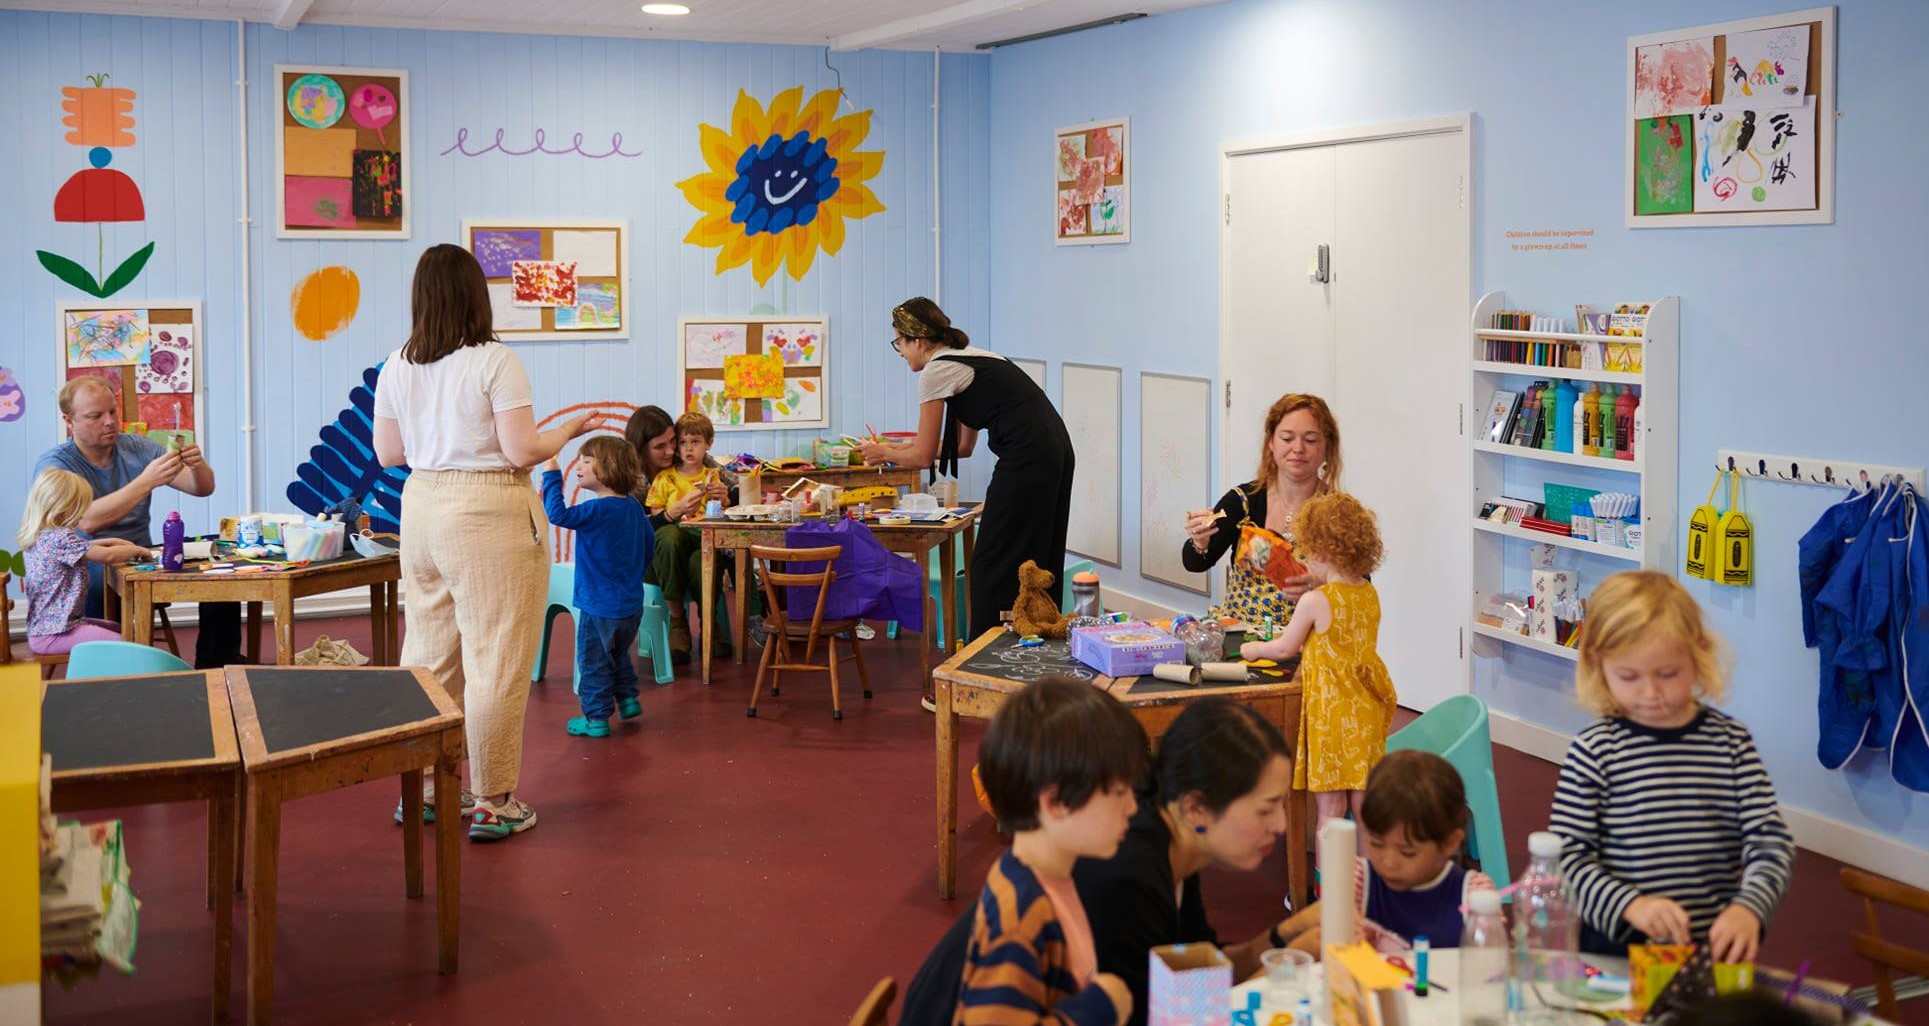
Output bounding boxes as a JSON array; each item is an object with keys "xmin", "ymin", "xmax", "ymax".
[{"xmin": 41, "ymin": 819, "xmax": 139, "ymax": 974}]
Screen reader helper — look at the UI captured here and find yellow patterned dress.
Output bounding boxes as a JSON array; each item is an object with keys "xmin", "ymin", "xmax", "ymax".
[{"xmin": 1293, "ymin": 581, "xmax": 1398, "ymax": 791}]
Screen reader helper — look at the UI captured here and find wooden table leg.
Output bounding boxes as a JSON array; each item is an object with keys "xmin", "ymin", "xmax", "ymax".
[
  {"xmin": 103, "ymin": 570, "xmax": 122, "ymax": 623},
  {"xmin": 1287, "ymin": 785, "xmax": 1309, "ymax": 909},
  {"xmin": 245, "ymin": 603, "xmax": 263, "ymax": 664},
  {"xmin": 733, "ymin": 546, "xmax": 749, "ymax": 664},
  {"xmin": 939, "ymin": 538, "xmax": 959, "ymax": 650},
  {"xmin": 433, "ymin": 746, "xmax": 461, "ymax": 974},
  {"xmin": 700, "ymin": 534, "xmax": 716, "ymax": 686},
  {"xmin": 961, "ymin": 524, "xmax": 976, "ymax": 636},
  {"xmin": 368, "ymin": 584, "xmax": 389, "ymax": 665},
  {"xmin": 245, "ymin": 775, "xmax": 282, "ymax": 1026},
  {"xmin": 916, "ymin": 551, "xmax": 934, "ymax": 689},
  {"xmin": 273, "ymin": 589, "xmax": 296, "ymax": 666},
  {"xmin": 936, "ymin": 674, "xmax": 958, "ymax": 900},
  {"xmin": 210, "ymin": 779, "xmax": 236, "ymax": 1024},
  {"xmin": 386, "ymin": 582, "xmax": 400, "ymax": 664},
  {"xmin": 125, "ymin": 584, "xmax": 153, "ymax": 647},
  {"xmin": 401, "ymin": 769, "xmax": 424, "ymax": 899}
]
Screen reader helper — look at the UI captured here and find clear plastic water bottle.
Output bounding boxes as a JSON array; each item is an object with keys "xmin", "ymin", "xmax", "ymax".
[
  {"xmin": 1510, "ymin": 831, "xmax": 1582, "ymax": 1024},
  {"xmin": 1460, "ymin": 888, "xmax": 1509, "ymax": 1026}
]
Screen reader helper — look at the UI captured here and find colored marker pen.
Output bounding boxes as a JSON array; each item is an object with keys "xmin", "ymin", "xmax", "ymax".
[{"xmin": 1413, "ymin": 936, "xmax": 1431, "ymax": 998}]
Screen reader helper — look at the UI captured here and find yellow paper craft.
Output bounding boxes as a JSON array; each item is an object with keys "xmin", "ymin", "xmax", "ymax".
[{"xmin": 723, "ymin": 353, "xmax": 785, "ymax": 399}]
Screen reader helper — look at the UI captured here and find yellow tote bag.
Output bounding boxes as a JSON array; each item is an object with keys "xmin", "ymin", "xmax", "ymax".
[
  {"xmin": 1684, "ymin": 469, "xmax": 1725, "ymax": 581},
  {"xmin": 1716, "ymin": 469, "xmax": 1753, "ymax": 587}
]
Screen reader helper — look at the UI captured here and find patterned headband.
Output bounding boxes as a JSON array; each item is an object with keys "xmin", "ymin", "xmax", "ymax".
[{"xmin": 893, "ymin": 305, "xmax": 944, "ymax": 340}]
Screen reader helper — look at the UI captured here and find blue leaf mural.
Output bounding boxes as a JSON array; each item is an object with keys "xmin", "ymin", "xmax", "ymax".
[{"xmin": 286, "ymin": 363, "xmax": 408, "ymax": 532}]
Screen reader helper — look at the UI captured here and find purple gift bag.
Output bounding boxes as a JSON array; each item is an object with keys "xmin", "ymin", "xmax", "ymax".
[{"xmin": 781, "ymin": 520, "xmax": 925, "ymax": 632}]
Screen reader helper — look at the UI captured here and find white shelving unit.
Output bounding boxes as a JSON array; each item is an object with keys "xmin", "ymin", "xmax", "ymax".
[{"xmin": 1468, "ymin": 292, "xmax": 1678, "ymax": 664}]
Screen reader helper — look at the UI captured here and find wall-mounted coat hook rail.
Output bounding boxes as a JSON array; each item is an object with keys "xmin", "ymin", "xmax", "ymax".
[{"xmin": 1717, "ymin": 450, "xmax": 1926, "ymax": 492}]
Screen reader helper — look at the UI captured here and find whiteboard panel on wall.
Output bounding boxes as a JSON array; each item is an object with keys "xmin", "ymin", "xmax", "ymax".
[
  {"xmin": 1062, "ymin": 363, "xmax": 1121, "ymax": 566},
  {"xmin": 1011, "ymin": 357, "xmax": 1046, "ymax": 391},
  {"xmin": 1139, "ymin": 372, "xmax": 1212, "ymax": 594}
]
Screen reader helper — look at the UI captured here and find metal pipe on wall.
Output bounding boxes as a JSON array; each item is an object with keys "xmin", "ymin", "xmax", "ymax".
[{"xmin": 235, "ymin": 19, "xmax": 257, "ymax": 509}]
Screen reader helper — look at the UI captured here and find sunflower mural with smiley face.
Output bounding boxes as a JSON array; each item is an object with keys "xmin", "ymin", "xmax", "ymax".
[{"xmin": 677, "ymin": 87, "xmax": 886, "ymax": 287}]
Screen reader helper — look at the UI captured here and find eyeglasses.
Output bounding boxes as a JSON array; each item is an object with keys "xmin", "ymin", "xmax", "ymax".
[{"xmin": 890, "ymin": 335, "xmax": 906, "ymax": 353}]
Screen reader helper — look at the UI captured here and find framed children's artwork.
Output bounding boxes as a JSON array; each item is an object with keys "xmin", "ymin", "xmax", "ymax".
[
  {"xmin": 1625, "ymin": 7, "xmax": 1834, "ymax": 227},
  {"xmin": 677, "ymin": 316, "xmax": 829, "ymax": 432},
  {"xmin": 1055, "ymin": 118, "xmax": 1129, "ymax": 246},
  {"xmin": 275, "ymin": 65, "xmax": 409, "ymax": 239},
  {"xmin": 54, "ymin": 299, "xmax": 203, "ymax": 448},
  {"xmin": 462, "ymin": 219, "xmax": 629, "ymax": 342}
]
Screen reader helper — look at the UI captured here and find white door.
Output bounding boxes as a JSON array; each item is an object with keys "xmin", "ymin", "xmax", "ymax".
[
  {"xmin": 1219, "ymin": 145, "xmax": 1336, "ymax": 600},
  {"xmin": 1220, "ymin": 122, "xmax": 1470, "ymax": 712}
]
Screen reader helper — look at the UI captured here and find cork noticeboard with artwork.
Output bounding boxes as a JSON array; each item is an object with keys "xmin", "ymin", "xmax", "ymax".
[
  {"xmin": 677, "ymin": 316, "xmax": 829, "ymax": 432},
  {"xmin": 1055, "ymin": 118, "xmax": 1129, "ymax": 246},
  {"xmin": 275, "ymin": 65, "xmax": 409, "ymax": 239},
  {"xmin": 55, "ymin": 299, "xmax": 203, "ymax": 449},
  {"xmin": 463, "ymin": 220, "xmax": 629, "ymax": 342}
]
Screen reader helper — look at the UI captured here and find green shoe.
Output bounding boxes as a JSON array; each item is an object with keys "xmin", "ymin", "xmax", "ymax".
[
  {"xmin": 468, "ymin": 796, "xmax": 537, "ymax": 842},
  {"xmin": 567, "ymin": 716, "xmax": 610, "ymax": 738},
  {"xmin": 617, "ymin": 697, "xmax": 642, "ymax": 720},
  {"xmin": 394, "ymin": 787, "xmax": 475, "ymax": 824}
]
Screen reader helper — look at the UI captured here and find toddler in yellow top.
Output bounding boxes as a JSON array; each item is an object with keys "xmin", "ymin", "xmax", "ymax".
[
  {"xmin": 644, "ymin": 411, "xmax": 721, "ymax": 519},
  {"xmin": 1240, "ymin": 491, "xmax": 1396, "ymax": 839}
]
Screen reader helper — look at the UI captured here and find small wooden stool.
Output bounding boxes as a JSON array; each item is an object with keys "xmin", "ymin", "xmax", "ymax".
[{"xmin": 224, "ymin": 665, "xmax": 463, "ymax": 1026}]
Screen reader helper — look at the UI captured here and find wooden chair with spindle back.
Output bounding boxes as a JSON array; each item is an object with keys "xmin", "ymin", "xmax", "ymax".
[
  {"xmin": 1840, "ymin": 866, "xmax": 1929, "ymax": 1022},
  {"xmin": 847, "ymin": 976, "xmax": 897, "ymax": 1026},
  {"xmin": 746, "ymin": 544, "xmax": 871, "ymax": 721}
]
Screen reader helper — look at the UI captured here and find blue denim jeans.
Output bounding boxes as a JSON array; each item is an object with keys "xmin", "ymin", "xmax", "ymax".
[{"xmin": 576, "ymin": 611, "xmax": 642, "ymax": 720}]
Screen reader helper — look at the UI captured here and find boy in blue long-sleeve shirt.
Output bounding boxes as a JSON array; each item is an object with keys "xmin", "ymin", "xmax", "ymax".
[{"xmin": 541, "ymin": 436, "xmax": 657, "ymax": 738}]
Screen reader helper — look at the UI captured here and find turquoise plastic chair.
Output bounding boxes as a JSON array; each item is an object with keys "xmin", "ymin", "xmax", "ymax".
[
  {"xmin": 1385, "ymin": 694, "xmax": 1511, "ymax": 892},
  {"xmin": 531, "ymin": 563, "xmax": 675, "ymax": 689},
  {"xmin": 66, "ymin": 640, "xmax": 191, "ymax": 679}
]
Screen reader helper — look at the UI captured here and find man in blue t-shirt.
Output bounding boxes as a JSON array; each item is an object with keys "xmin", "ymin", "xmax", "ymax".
[{"xmin": 32, "ymin": 377, "xmax": 243, "ymax": 667}]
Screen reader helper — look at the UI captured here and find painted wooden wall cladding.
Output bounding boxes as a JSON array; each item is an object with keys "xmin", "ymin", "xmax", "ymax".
[{"xmin": 0, "ymin": 11, "xmax": 994, "ymax": 546}]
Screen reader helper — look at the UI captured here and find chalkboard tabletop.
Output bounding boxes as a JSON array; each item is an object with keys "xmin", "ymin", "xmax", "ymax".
[
  {"xmin": 43, "ymin": 669, "xmax": 238, "ymax": 780},
  {"xmin": 225, "ymin": 665, "xmax": 461, "ymax": 772},
  {"xmin": 934, "ymin": 628, "xmax": 1292, "ymax": 704}
]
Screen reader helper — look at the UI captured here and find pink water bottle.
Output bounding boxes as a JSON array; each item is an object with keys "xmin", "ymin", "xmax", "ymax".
[{"xmin": 161, "ymin": 511, "xmax": 185, "ymax": 571}]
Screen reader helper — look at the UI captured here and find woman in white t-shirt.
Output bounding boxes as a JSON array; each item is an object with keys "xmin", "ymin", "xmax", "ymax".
[{"xmin": 373, "ymin": 243, "xmax": 613, "ymax": 841}]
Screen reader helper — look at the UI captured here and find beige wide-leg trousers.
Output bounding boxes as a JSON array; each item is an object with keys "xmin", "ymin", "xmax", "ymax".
[{"xmin": 400, "ymin": 468, "xmax": 548, "ymax": 798}]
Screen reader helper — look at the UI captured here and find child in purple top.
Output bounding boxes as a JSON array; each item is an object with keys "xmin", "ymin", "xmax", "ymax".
[{"xmin": 16, "ymin": 470, "xmax": 147, "ymax": 655}]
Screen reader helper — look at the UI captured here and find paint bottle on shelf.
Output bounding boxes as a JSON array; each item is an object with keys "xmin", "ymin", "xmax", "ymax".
[
  {"xmin": 1615, "ymin": 387, "xmax": 1639, "ymax": 461},
  {"xmin": 1577, "ymin": 383, "xmax": 1598, "ymax": 456},
  {"xmin": 1539, "ymin": 380, "xmax": 1558, "ymax": 451},
  {"xmin": 1554, "ymin": 378, "xmax": 1578, "ymax": 454},
  {"xmin": 1631, "ymin": 399, "xmax": 1646, "ymax": 462},
  {"xmin": 162, "ymin": 511, "xmax": 185, "ymax": 571},
  {"xmin": 1597, "ymin": 384, "xmax": 1617, "ymax": 458}
]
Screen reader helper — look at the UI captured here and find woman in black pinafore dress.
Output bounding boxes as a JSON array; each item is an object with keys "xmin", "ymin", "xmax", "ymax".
[{"xmin": 856, "ymin": 297, "xmax": 1077, "ymax": 647}]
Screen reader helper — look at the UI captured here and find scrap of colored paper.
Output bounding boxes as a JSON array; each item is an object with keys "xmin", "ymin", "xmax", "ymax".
[
  {"xmin": 291, "ymin": 266, "xmax": 362, "ymax": 341},
  {"xmin": 65, "ymin": 365, "xmax": 135, "ymax": 418},
  {"xmin": 65, "ymin": 309, "xmax": 150, "ymax": 367},
  {"xmin": 763, "ymin": 375, "xmax": 821, "ymax": 421},
  {"xmin": 723, "ymin": 353, "xmax": 785, "ymax": 399},
  {"xmin": 472, "ymin": 229, "xmax": 541, "ymax": 277},
  {"xmin": 762, "ymin": 324, "xmax": 821, "ymax": 366},
  {"xmin": 1633, "ymin": 39, "xmax": 1714, "ymax": 118},
  {"xmin": 137, "ymin": 392, "xmax": 192, "ymax": 432},
  {"xmin": 135, "ymin": 325, "xmax": 193, "ymax": 393},
  {"xmin": 555, "ymin": 281, "xmax": 619, "ymax": 330},
  {"xmin": 1057, "ymin": 189, "xmax": 1087, "ymax": 236},
  {"xmin": 550, "ymin": 230, "xmax": 618, "ymax": 277},
  {"xmin": 685, "ymin": 324, "xmax": 746, "ymax": 368},
  {"xmin": 1089, "ymin": 126, "xmax": 1122, "ymax": 175},
  {"xmin": 286, "ymin": 73, "xmax": 345, "ymax": 129},
  {"xmin": 351, "ymin": 149, "xmax": 401, "ymax": 219},
  {"xmin": 283, "ymin": 125, "xmax": 357, "ymax": 177},
  {"xmin": 348, "ymin": 82, "xmax": 398, "ymax": 144},
  {"xmin": 1634, "ymin": 115, "xmax": 1693, "ymax": 216},
  {"xmin": 687, "ymin": 378, "xmax": 738, "ymax": 424},
  {"xmin": 1092, "ymin": 185, "xmax": 1125, "ymax": 235},
  {"xmin": 1073, "ymin": 157, "xmax": 1106, "ymax": 203},
  {"xmin": 1056, "ymin": 134, "xmax": 1085, "ymax": 182},
  {"xmin": 284, "ymin": 176, "xmax": 356, "ymax": 229},
  {"xmin": 511, "ymin": 260, "xmax": 577, "ymax": 307},
  {"xmin": 1245, "ymin": 658, "xmax": 1278, "ymax": 667},
  {"xmin": 488, "ymin": 283, "xmax": 541, "ymax": 330}
]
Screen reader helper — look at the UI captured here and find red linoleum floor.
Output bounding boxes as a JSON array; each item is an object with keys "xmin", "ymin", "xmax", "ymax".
[{"xmin": 40, "ymin": 611, "xmax": 1929, "ymax": 1025}]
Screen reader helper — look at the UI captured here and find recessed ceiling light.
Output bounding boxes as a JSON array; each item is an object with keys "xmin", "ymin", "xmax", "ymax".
[{"xmin": 641, "ymin": 3, "xmax": 690, "ymax": 14}]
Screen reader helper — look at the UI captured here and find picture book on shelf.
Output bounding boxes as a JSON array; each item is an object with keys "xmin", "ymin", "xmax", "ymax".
[{"xmin": 1482, "ymin": 390, "xmax": 1520, "ymax": 443}]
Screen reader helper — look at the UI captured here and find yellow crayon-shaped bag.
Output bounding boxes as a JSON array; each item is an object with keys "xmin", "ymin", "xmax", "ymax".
[
  {"xmin": 1684, "ymin": 469, "xmax": 1726, "ymax": 581},
  {"xmin": 1716, "ymin": 469, "xmax": 1753, "ymax": 587}
]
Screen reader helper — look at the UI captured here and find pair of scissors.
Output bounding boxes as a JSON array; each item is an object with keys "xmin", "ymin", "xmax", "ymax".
[{"xmin": 1384, "ymin": 956, "xmax": 1451, "ymax": 993}]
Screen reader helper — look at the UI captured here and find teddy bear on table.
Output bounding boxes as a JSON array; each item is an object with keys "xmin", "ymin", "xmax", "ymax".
[{"xmin": 1010, "ymin": 560, "xmax": 1074, "ymax": 639}]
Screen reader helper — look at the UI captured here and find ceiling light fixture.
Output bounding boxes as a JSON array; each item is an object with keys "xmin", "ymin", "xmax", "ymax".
[
  {"xmin": 975, "ymin": 12, "xmax": 1146, "ymax": 50},
  {"xmin": 641, "ymin": 3, "xmax": 690, "ymax": 14}
]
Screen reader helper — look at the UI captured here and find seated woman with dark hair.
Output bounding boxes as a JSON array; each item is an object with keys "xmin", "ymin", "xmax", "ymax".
[{"xmin": 622, "ymin": 405, "xmax": 731, "ymax": 663}]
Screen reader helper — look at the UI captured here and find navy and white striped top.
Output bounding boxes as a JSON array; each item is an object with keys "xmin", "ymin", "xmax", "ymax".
[{"xmin": 1548, "ymin": 707, "xmax": 1795, "ymax": 945}]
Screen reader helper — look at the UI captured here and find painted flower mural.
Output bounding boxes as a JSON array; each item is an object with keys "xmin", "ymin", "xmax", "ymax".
[
  {"xmin": 38, "ymin": 73, "xmax": 155, "ymax": 298},
  {"xmin": 677, "ymin": 87, "xmax": 885, "ymax": 287}
]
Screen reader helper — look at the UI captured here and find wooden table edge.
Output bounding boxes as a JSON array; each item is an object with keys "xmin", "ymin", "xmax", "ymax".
[{"xmin": 226, "ymin": 665, "xmax": 464, "ymax": 770}]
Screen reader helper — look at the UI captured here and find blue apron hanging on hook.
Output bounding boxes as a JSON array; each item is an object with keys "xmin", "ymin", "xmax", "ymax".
[
  {"xmin": 1885, "ymin": 487, "xmax": 1929, "ymax": 792},
  {"xmin": 1812, "ymin": 482, "xmax": 1906, "ymax": 769}
]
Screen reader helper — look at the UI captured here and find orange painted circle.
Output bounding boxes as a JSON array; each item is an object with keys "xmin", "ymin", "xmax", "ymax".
[{"xmin": 290, "ymin": 266, "xmax": 361, "ymax": 341}]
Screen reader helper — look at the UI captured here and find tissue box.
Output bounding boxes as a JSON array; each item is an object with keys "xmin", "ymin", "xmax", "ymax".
[
  {"xmin": 1531, "ymin": 568, "xmax": 1576, "ymax": 642},
  {"xmin": 1072, "ymin": 622, "xmax": 1187, "ymax": 677},
  {"xmin": 1148, "ymin": 943, "xmax": 1230, "ymax": 1026}
]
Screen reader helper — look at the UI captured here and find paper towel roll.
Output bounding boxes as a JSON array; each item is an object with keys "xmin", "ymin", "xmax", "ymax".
[
  {"xmin": 1152, "ymin": 663, "xmax": 1201, "ymax": 685},
  {"xmin": 1200, "ymin": 662, "xmax": 1247, "ymax": 682},
  {"xmin": 1320, "ymin": 819, "xmax": 1357, "ymax": 952}
]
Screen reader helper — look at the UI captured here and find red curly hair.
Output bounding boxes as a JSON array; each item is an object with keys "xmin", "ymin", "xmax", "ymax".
[{"xmin": 1294, "ymin": 492, "xmax": 1382, "ymax": 579}]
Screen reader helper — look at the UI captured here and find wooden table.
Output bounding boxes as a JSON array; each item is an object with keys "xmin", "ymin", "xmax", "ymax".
[
  {"xmin": 690, "ymin": 510, "xmax": 981, "ymax": 688},
  {"xmin": 42, "ymin": 669, "xmax": 241, "ymax": 1023},
  {"xmin": 224, "ymin": 665, "xmax": 463, "ymax": 1025},
  {"xmin": 753, "ymin": 463, "xmax": 923, "ymax": 498},
  {"xmin": 106, "ymin": 552, "xmax": 401, "ymax": 666},
  {"xmin": 930, "ymin": 629, "xmax": 1307, "ymax": 903}
]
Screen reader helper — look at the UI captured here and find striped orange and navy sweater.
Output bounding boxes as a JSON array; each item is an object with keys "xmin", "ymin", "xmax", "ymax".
[{"xmin": 954, "ymin": 850, "xmax": 1123, "ymax": 1026}]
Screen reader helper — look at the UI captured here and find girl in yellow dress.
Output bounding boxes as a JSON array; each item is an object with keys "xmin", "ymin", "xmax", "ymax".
[{"xmin": 1239, "ymin": 491, "xmax": 1396, "ymax": 839}]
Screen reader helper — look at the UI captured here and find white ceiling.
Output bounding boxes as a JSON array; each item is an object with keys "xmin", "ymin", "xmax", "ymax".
[{"xmin": 1, "ymin": 0, "xmax": 1225, "ymax": 50}]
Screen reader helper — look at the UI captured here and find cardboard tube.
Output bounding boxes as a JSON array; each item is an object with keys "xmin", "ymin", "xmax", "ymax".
[
  {"xmin": 1151, "ymin": 663, "xmax": 1201, "ymax": 685},
  {"xmin": 1320, "ymin": 819, "xmax": 1357, "ymax": 952},
  {"xmin": 1200, "ymin": 662, "xmax": 1247, "ymax": 682}
]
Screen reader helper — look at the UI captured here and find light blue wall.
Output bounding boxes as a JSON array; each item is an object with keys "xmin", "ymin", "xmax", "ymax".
[
  {"xmin": 987, "ymin": 0, "xmax": 1929, "ymax": 854},
  {"xmin": 1, "ymin": 12, "xmax": 992, "ymax": 554}
]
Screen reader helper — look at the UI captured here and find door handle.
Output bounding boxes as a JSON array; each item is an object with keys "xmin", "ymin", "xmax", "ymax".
[{"xmin": 1308, "ymin": 243, "xmax": 1330, "ymax": 284}]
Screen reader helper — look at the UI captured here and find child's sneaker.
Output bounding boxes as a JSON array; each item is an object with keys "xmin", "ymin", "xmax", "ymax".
[
  {"xmin": 393, "ymin": 787, "xmax": 475, "ymax": 824},
  {"xmin": 566, "ymin": 716, "xmax": 611, "ymax": 738},
  {"xmin": 468, "ymin": 795, "xmax": 537, "ymax": 842}
]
